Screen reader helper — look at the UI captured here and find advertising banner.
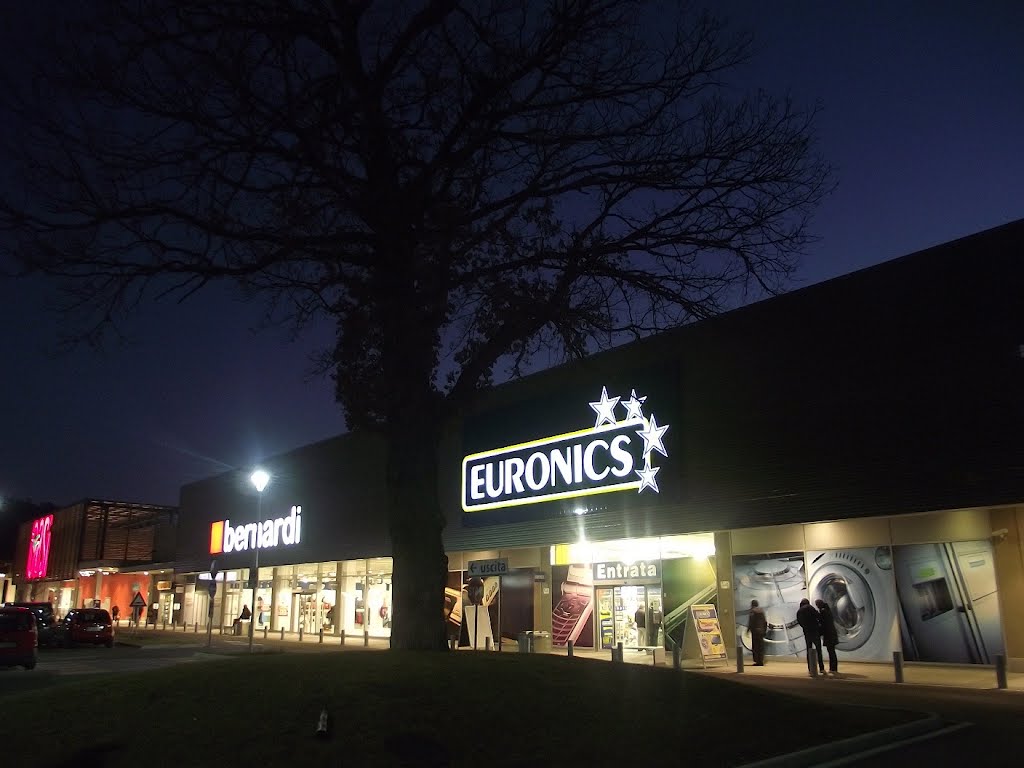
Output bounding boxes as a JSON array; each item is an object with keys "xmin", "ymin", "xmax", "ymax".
[{"xmin": 691, "ymin": 604, "xmax": 727, "ymax": 663}]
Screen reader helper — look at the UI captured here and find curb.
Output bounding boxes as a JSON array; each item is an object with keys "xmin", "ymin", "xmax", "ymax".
[{"xmin": 736, "ymin": 712, "xmax": 963, "ymax": 768}]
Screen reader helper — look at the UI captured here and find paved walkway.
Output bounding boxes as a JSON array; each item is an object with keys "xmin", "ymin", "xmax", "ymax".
[{"xmin": 123, "ymin": 624, "xmax": 1024, "ymax": 691}]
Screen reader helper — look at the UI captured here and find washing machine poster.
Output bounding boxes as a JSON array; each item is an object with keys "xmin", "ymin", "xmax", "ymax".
[
  {"xmin": 691, "ymin": 604, "xmax": 727, "ymax": 661},
  {"xmin": 733, "ymin": 552, "xmax": 807, "ymax": 658},
  {"xmin": 806, "ymin": 547, "xmax": 900, "ymax": 663},
  {"xmin": 891, "ymin": 540, "xmax": 1004, "ymax": 665}
]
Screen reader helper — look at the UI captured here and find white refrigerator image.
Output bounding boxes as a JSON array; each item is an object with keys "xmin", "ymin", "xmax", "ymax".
[{"xmin": 893, "ymin": 540, "xmax": 1004, "ymax": 664}]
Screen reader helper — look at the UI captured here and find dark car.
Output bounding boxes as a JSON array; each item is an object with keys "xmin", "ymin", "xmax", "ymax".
[
  {"xmin": 55, "ymin": 608, "xmax": 114, "ymax": 648},
  {"xmin": 3, "ymin": 602, "xmax": 56, "ymax": 647},
  {"xmin": 0, "ymin": 606, "xmax": 38, "ymax": 669}
]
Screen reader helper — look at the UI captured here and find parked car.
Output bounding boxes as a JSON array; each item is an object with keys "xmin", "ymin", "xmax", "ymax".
[
  {"xmin": 0, "ymin": 606, "xmax": 38, "ymax": 669},
  {"xmin": 3, "ymin": 601, "xmax": 56, "ymax": 647},
  {"xmin": 55, "ymin": 608, "xmax": 114, "ymax": 648}
]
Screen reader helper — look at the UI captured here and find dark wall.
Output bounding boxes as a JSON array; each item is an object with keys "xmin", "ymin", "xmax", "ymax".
[
  {"xmin": 441, "ymin": 220, "xmax": 1024, "ymax": 546},
  {"xmin": 175, "ymin": 432, "xmax": 390, "ymax": 569}
]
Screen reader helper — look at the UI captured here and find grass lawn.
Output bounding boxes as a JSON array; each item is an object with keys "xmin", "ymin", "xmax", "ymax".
[{"xmin": 2, "ymin": 651, "xmax": 917, "ymax": 767}]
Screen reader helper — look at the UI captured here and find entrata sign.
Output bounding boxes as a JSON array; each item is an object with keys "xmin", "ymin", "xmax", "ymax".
[
  {"xmin": 593, "ymin": 560, "xmax": 661, "ymax": 583},
  {"xmin": 462, "ymin": 387, "xmax": 670, "ymax": 512},
  {"xmin": 209, "ymin": 505, "xmax": 303, "ymax": 554}
]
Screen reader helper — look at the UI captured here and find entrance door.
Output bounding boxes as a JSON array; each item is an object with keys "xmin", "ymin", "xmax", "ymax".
[{"xmin": 597, "ymin": 585, "xmax": 649, "ymax": 649}]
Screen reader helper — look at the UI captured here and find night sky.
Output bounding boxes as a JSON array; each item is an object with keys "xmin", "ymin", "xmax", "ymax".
[{"xmin": 1, "ymin": 3, "xmax": 1022, "ymax": 509}]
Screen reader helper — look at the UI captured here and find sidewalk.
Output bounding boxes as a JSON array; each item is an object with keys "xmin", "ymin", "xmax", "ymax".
[{"xmin": 122, "ymin": 623, "xmax": 1024, "ymax": 692}]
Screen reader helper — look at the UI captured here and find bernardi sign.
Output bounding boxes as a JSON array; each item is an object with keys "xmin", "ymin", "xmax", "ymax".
[
  {"xmin": 462, "ymin": 387, "xmax": 670, "ymax": 512},
  {"xmin": 209, "ymin": 505, "xmax": 303, "ymax": 554}
]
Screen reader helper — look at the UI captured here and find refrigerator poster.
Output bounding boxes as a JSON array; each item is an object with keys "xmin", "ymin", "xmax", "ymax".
[
  {"xmin": 691, "ymin": 604, "xmax": 727, "ymax": 661},
  {"xmin": 806, "ymin": 547, "xmax": 900, "ymax": 662},
  {"xmin": 892, "ymin": 540, "xmax": 1005, "ymax": 664}
]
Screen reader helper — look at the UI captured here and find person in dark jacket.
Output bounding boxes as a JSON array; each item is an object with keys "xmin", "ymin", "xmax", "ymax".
[
  {"xmin": 747, "ymin": 599, "xmax": 768, "ymax": 665},
  {"xmin": 815, "ymin": 599, "xmax": 840, "ymax": 674},
  {"xmin": 795, "ymin": 598, "xmax": 825, "ymax": 676}
]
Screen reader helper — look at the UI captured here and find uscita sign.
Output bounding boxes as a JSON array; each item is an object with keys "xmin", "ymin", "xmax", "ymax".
[
  {"xmin": 209, "ymin": 505, "xmax": 302, "ymax": 554},
  {"xmin": 462, "ymin": 387, "xmax": 670, "ymax": 512}
]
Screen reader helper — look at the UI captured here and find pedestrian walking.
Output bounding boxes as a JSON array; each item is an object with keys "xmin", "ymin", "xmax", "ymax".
[
  {"xmin": 796, "ymin": 598, "xmax": 825, "ymax": 677},
  {"xmin": 815, "ymin": 599, "xmax": 840, "ymax": 674},
  {"xmin": 747, "ymin": 599, "xmax": 768, "ymax": 665}
]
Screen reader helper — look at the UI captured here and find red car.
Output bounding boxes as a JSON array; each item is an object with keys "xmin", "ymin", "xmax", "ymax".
[
  {"xmin": 56, "ymin": 608, "xmax": 114, "ymax": 648},
  {"xmin": 0, "ymin": 606, "xmax": 38, "ymax": 670}
]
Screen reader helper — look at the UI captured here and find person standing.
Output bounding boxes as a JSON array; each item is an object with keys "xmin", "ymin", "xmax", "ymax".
[
  {"xmin": 815, "ymin": 599, "xmax": 840, "ymax": 674},
  {"xmin": 634, "ymin": 604, "xmax": 647, "ymax": 646},
  {"xmin": 648, "ymin": 605, "xmax": 663, "ymax": 648},
  {"xmin": 796, "ymin": 598, "xmax": 825, "ymax": 677},
  {"xmin": 747, "ymin": 599, "xmax": 768, "ymax": 666}
]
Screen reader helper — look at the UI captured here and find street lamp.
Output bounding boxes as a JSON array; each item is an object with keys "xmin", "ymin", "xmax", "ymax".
[{"xmin": 248, "ymin": 468, "xmax": 270, "ymax": 654}]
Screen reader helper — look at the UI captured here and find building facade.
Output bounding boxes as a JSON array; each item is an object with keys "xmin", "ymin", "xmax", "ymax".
[
  {"xmin": 10, "ymin": 500, "xmax": 178, "ymax": 623},
  {"xmin": 174, "ymin": 220, "xmax": 1024, "ymax": 666}
]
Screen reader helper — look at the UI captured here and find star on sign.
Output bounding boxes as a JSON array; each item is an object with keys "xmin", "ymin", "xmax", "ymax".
[
  {"xmin": 636, "ymin": 414, "xmax": 669, "ymax": 459},
  {"xmin": 589, "ymin": 386, "xmax": 620, "ymax": 428},
  {"xmin": 621, "ymin": 389, "xmax": 647, "ymax": 422},
  {"xmin": 636, "ymin": 460, "xmax": 661, "ymax": 493}
]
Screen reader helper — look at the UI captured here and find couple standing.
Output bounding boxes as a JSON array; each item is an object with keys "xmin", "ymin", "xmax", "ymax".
[
  {"xmin": 797, "ymin": 598, "xmax": 839, "ymax": 676},
  {"xmin": 746, "ymin": 597, "xmax": 839, "ymax": 674}
]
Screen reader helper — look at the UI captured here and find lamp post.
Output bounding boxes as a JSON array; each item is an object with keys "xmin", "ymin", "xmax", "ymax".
[{"xmin": 248, "ymin": 469, "xmax": 270, "ymax": 654}]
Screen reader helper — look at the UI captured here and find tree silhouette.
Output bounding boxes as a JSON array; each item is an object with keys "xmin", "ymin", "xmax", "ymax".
[{"xmin": 0, "ymin": 0, "xmax": 831, "ymax": 649}]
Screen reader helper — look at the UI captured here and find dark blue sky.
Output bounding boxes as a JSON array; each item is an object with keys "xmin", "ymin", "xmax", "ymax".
[{"xmin": 1, "ymin": 3, "xmax": 1022, "ymax": 508}]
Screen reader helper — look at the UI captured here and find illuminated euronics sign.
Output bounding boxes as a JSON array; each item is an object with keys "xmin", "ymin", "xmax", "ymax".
[
  {"xmin": 462, "ymin": 387, "xmax": 670, "ymax": 512},
  {"xmin": 26, "ymin": 514, "xmax": 54, "ymax": 579},
  {"xmin": 209, "ymin": 505, "xmax": 302, "ymax": 554}
]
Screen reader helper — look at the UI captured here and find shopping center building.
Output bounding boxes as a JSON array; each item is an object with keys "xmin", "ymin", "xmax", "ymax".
[
  {"xmin": 10, "ymin": 500, "xmax": 178, "ymax": 623},
  {"xmin": 172, "ymin": 220, "xmax": 1024, "ymax": 668}
]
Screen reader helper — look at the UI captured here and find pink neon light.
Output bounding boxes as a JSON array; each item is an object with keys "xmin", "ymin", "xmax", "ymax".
[{"xmin": 26, "ymin": 514, "xmax": 54, "ymax": 579}]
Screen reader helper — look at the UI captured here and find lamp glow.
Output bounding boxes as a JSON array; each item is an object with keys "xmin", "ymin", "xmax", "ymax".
[{"xmin": 251, "ymin": 469, "xmax": 270, "ymax": 493}]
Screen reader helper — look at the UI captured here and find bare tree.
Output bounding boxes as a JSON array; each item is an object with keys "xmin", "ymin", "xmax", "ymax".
[{"xmin": 0, "ymin": 0, "xmax": 831, "ymax": 649}]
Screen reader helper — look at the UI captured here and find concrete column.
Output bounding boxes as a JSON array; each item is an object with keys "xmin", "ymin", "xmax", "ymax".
[
  {"xmin": 269, "ymin": 567, "xmax": 280, "ymax": 632},
  {"xmin": 334, "ymin": 562, "xmax": 344, "ymax": 636},
  {"xmin": 713, "ymin": 531, "xmax": 735, "ymax": 654},
  {"xmin": 94, "ymin": 572, "xmax": 104, "ymax": 606},
  {"xmin": 990, "ymin": 506, "xmax": 1024, "ymax": 672}
]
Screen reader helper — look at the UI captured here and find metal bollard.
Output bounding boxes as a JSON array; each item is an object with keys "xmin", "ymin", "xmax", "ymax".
[
  {"xmin": 485, "ymin": 637, "xmax": 491, "ymax": 651},
  {"xmin": 341, "ymin": 630, "xmax": 346, "ymax": 646},
  {"xmin": 736, "ymin": 642, "xmax": 744, "ymax": 673},
  {"xmin": 280, "ymin": 627, "xmax": 285, "ymax": 641},
  {"xmin": 893, "ymin": 650, "xmax": 904, "ymax": 683},
  {"xmin": 996, "ymin": 654, "xmax": 1008, "ymax": 689},
  {"xmin": 194, "ymin": 622, "xmax": 198, "ymax": 634},
  {"xmin": 299, "ymin": 626, "xmax": 303, "ymax": 641},
  {"xmin": 263, "ymin": 625, "xmax": 268, "ymax": 639},
  {"xmin": 673, "ymin": 645, "xmax": 681, "ymax": 671},
  {"xmin": 319, "ymin": 628, "xmax": 324, "ymax": 644},
  {"xmin": 364, "ymin": 630, "xmax": 369, "ymax": 647},
  {"xmin": 567, "ymin": 640, "xmax": 574, "ymax": 658},
  {"xmin": 616, "ymin": 642, "xmax": 624, "ymax": 663}
]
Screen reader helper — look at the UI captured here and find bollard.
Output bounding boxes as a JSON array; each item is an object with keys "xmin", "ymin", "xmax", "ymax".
[
  {"xmin": 341, "ymin": 630, "xmax": 346, "ymax": 646},
  {"xmin": 364, "ymin": 630, "xmax": 369, "ymax": 647},
  {"xmin": 485, "ymin": 637, "xmax": 491, "ymax": 652},
  {"xmin": 567, "ymin": 640, "xmax": 574, "ymax": 658},
  {"xmin": 809, "ymin": 660, "xmax": 818, "ymax": 678},
  {"xmin": 194, "ymin": 622, "xmax": 198, "ymax": 634},
  {"xmin": 996, "ymin": 654, "xmax": 1008, "ymax": 689},
  {"xmin": 616, "ymin": 641, "xmax": 624, "ymax": 663},
  {"xmin": 893, "ymin": 650, "xmax": 904, "ymax": 683},
  {"xmin": 299, "ymin": 626, "xmax": 304, "ymax": 642},
  {"xmin": 673, "ymin": 645, "xmax": 681, "ymax": 671},
  {"xmin": 319, "ymin": 628, "xmax": 324, "ymax": 644},
  {"xmin": 736, "ymin": 642, "xmax": 744, "ymax": 673},
  {"xmin": 280, "ymin": 627, "xmax": 285, "ymax": 641},
  {"xmin": 263, "ymin": 625, "xmax": 268, "ymax": 640},
  {"xmin": 449, "ymin": 636, "xmax": 456, "ymax": 651}
]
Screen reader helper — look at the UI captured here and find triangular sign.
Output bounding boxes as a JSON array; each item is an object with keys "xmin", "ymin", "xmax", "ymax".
[{"xmin": 129, "ymin": 592, "xmax": 147, "ymax": 609}]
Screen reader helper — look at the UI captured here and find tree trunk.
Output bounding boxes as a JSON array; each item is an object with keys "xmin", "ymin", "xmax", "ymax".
[{"xmin": 386, "ymin": 415, "xmax": 448, "ymax": 651}]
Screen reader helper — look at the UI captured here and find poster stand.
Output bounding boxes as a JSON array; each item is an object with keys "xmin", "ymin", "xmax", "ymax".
[{"xmin": 690, "ymin": 604, "xmax": 729, "ymax": 669}]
